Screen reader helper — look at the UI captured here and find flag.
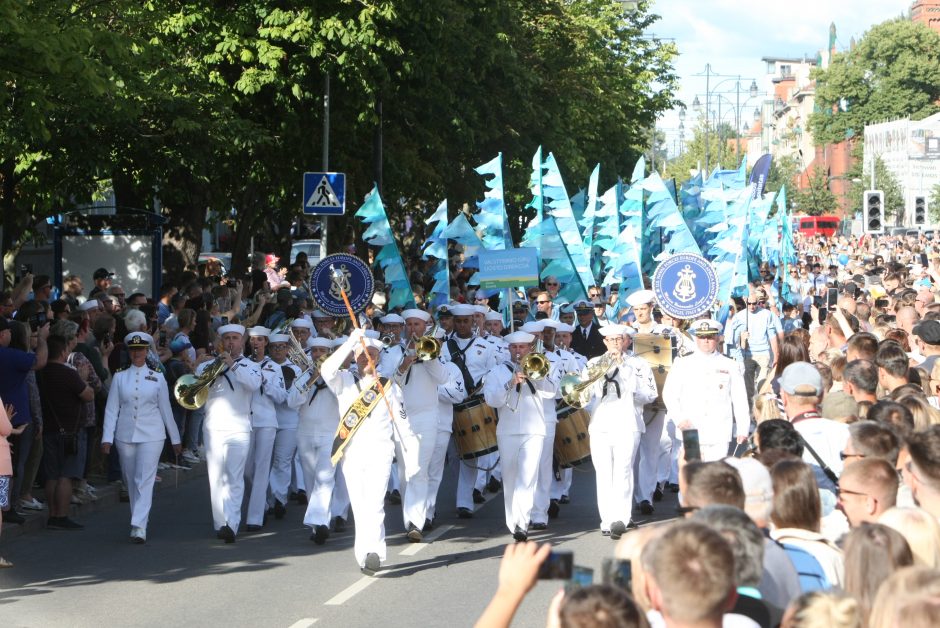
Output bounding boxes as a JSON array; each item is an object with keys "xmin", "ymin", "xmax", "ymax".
[
  {"xmin": 355, "ymin": 186, "xmax": 415, "ymax": 310},
  {"xmin": 422, "ymin": 200, "xmax": 450, "ymax": 308}
]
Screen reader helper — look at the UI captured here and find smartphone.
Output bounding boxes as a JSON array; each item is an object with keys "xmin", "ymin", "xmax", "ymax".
[
  {"xmin": 538, "ymin": 551, "xmax": 574, "ymax": 580},
  {"xmin": 564, "ymin": 565, "xmax": 594, "ymax": 593},
  {"xmin": 826, "ymin": 287, "xmax": 839, "ymax": 308},
  {"xmin": 20, "ymin": 263, "xmax": 32, "ymax": 276},
  {"xmin": 921, "ymin": 253, "xmax": 929, "ymax": 267},
  {"xmin": 875, "ymin": 298, "xmax": 889, "ymax": 308},
  {"xmin": 28, "ymin": 310, "xmax": 47, "ymax": 331},
  {"xmin": 220, "ymin": 316, "xmax": 229, "ymax": 325},
  {"xmin": 602, "ymin": 558, "xmax": 632, "ymax": 590},
  {"xmin": 159, "ymin": 330, "xmax": 167, "ymax": 347},
  {"xmin": 682, "ymin": 428, "xmax": 701, "ymax": 462},
  {"xmin": 819, "ymin": 307, "xmax": 828, "ymax": 324},
  {"xmin": 731, "ymin": 440, "xmax": 750, "ymax": 458}
]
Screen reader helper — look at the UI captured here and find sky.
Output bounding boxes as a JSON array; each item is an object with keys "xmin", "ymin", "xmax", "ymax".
[{"xmin": 649, "ymin": 0, "xmax": 914, "ymax": 156}]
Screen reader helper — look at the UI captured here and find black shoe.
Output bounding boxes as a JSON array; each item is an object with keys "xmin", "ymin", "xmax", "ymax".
[
  {"xmin": 639, "ymin": 500, "xmax": 654, "ymax": 515},
  {"xmin": 512, "ymin": 526, "xmax": 528, "ymax": 542},
  {"xmin": 387, "ymin": 489, "xmax": 402, "ymax": 505},
  {"xmin": 296, "ymin": 490, "xmax": 308, "ymax": 505},
  {"xmin": 601, "ymin": 529, "xmax": 612, "ymax": 537},
  {"xmin": 49, "ymin": 516, "xmax": 84, "ymax": 530},
  {"xmin": 422, "ymin": 517, "xmax": 434, "ymax": 532},
  {"xmin": 653, "ymin": 486, "xmax": 664, "ymax": 502},
  {"xmin": 218, "ymin": 525, "xmax": 236, "ymax": 543},
  {"xmin": 457, "ymin": 507, "xmax": 474, "ymax": 519},
  {"xmin": 311, "ymin": 524, "xmax": 330, "ymax": 545},
  {"xmin": 245, "ymin": 524, "xmax": 262, "ymax": 532},
  {"xmin": 333, "ymin": 516, "xmax": 346, "ymax": 532},
  {"xmin": 119, "ymin": 489, "xmax": 129, "ymax": 503},
  {"xmin": 486, "ymin": 476, "xmax": 502, "ymax": 493},
  {"xmin": 361, "ymin": 552, "xmax": 381, "ymax": 576},
  {"xmin": 407, "ymin": 523, "xmax": 423, "ymax": 543},
  {"xmin": 668, "ymin": 483, "xmax": 680, "ymax": 493},
  {"xmin": 273, "ymin": 500, "xmax": 286, "ymax": 520},
  {"xmin": 626, "ymin": 520, "xmax": 639, "ymax": 530},
  {"xmin": 4, "ymin": 510, "xmax": 25, "ymax": 525},
  {"xmin": 610, "ymin": 521, "xmax": 628, "ymax": 540},
  {"xmin": 558, "ymin": 495, "xmax": 570, "ymax": 505},
  {"xmin": 529, "ymin": 522, "xmax": 548, "ymax": 531},
  {"xmin": 472, "ymin": 489, "xmax": 485, "ymax": 504},
  {"xmin": 547, "ymin": 499, "xmax": 560, "ymax": 519}
]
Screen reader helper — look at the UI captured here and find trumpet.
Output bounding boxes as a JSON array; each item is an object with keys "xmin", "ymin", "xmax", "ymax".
[
  {"xmin": 380, "ymin": 333, "xmax": 399, "ymax": 348},
  {"xmin": 295, "ymin": 353, "xmax": 330, "ymax": 394},
  {"xmin": 174, "ymin": 356, "xmax": 229, "ymax": 410},
  {"xmin": 287, "ymin": 329, "xmax": 314, "ymax": 372},
  {"xmin": 559, "ymin": 351, "xmax": 622, "ymax": 409}
]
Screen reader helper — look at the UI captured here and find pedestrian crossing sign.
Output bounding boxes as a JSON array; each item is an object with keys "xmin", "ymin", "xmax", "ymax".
[{"xmin": 303, "ymin": 172, "xmax": 346, "ymax": 215}]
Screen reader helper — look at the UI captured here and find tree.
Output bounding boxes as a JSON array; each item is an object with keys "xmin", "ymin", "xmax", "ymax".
[
  {"xmin": 809, "ymin": 18, "xmax": 940, "ymax": 146},
  {"xmin": 661, "ymin": 120, "xmax": 734, "ymax": 182},
  {"xmin": 843, "ymin": 141, "xmax": 904, "ymax": 221},
  {"xmin": 790, "ymin": 166, "xmax": 837, "ymax": 216},
  {"xmin": 765, "ymin": 154, "xmax": 801, "ymax": 210},
  {"xmin": 931, "ymin": 183, "xmax": 940, "ymax": 224}
]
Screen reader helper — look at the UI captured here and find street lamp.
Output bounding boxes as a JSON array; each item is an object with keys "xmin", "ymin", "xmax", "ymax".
[{"xmin": 692, "ymin": 65, "xmax": 758, "ymax": 175}]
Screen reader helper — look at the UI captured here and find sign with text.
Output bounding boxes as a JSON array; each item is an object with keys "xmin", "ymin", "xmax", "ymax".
[{"xmin": 477, "ymin": 248, "xmax": 540, "ymax": 289}]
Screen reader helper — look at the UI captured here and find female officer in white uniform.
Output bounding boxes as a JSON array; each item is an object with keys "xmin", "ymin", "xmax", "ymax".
[{"xmin": 102, "ymin": 332, "xmax": 181, "ymax": 543}]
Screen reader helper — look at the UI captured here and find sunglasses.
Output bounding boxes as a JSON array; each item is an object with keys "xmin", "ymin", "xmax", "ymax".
[
  {"xmin": 545, "ymin": 283, "xmax": 559, "ymax": 287},
  {"xmin": 537, "ymin": 300, "xmax": 551, "ymax": 304}
]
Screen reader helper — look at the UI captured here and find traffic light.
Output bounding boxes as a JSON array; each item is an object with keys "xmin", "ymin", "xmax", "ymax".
[
  {"xmin": 864, "ymin": 190, "xmax": 884, "ymax": 234},
  {"xmin": 915, "ymin": 196, "xmax": 927, "ymax": 226}
]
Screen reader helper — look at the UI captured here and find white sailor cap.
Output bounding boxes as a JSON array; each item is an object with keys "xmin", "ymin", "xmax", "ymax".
[
  {"xmin": 472, "ymin": 304, "xmax": 489, "ymax": 315},
  {"xmin": 555, "ymin": 323, "xmax": 575, "ymax": 333},
  {"xmin": 573, "ymin": 300, "xmax": 593, "ymax": 311},
  {"xmin": 599, "ymin": 324, "xmax": 634, "ymax": 337},
  {"xmin": 625, "ymin": 289, "xmax": 656, "ymax": 307},
  {"xmin": 380, "ymin": 313, "xmax": 405, "ymax": 325},
  {"xmin": 332, "ymin": 336, "xmax": 348, "ymax": 348},
  {"xmin": 218, "ymin": 323, "xmax": 246, "ymax": 336},
  {"xmin": 308, "ymin": 337, "xmax": 332, "ymax": 349},
  {"xmin": 691, "ymin": 319, "xmax": 723, "ymax": 336},
  {"xmin": 372, "ymin": 293, "xmax": 387, "ymax": 307},
  {"xmin": 268, "ymin": 333, "xmax": 291, "ymax": 344},
  {"xmin": 520, "ymin": 321, "xmax": 545, "ymax": 333},
  {"xmin": 78, "ymin": 299, "xmax": 100, "ymax": 312},
  {"xmin": 311, "ymin": 310, "xmax": 333, "ymax": 319},
  {"xmin": 401, "ymin": 309, "xmax": 431, "ymax": 323},
  {"xmin": 436, "ymin": 303, "xmax": 454, "ymax": 316},
  {"xmin": 540, "ymin": 319, "xmax": 559, "ymax": 329},
  {"xmin": 125, "ymin": 332, "xmax": 152, "ymax": 348},
  {"xmin": 354, "ymin": 337, "xmax": 384, "ymax": 354},
  {"xmin": 247, "ymin": 326, "xmax": 271, "ymax": 337},
  {"xmin": 450, "ymin": 304, "xmax": 475, "ymax": 317},
  {"xmin": 289, "ymin": 318, "xmax": 313, "ymax": 330},
  {"xmin": 364, "ymin": 329, "xmax": 380, "ymax": 339},
  {"xmin": 484, "ymin": 311, "xmax": 503, "ymax": 322},
  {"xmin": 505, "ymin": 331, "xmax": 535, "ymax": 344}
]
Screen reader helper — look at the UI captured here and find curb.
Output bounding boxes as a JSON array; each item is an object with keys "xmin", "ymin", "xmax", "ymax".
[{"xmin": 2, "ymin": 461, "xmax": 208, "ymax": 541}]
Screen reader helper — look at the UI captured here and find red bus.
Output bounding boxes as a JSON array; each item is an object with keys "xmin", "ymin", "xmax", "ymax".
[{"xmin": 794, "ymin": 215, "xmax": 840, "ymax": 238}]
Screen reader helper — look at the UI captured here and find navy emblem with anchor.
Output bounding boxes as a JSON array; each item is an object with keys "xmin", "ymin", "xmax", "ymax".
[
  {"xmin": 653, "ymin": 253, "xmax": 719, "ymax": 319},
  {"xmin": 310, "ymin": 253, "xmax": 375, "ymax": 317}
]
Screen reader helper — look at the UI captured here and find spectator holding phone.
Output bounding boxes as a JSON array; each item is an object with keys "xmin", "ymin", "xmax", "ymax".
[{"xmin": 1, "ymin": 401, "xmax": 25, "ymax": 567}]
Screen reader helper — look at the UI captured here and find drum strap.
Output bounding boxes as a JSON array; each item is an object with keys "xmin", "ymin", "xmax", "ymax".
[
  {"xmin": 447, "ymin": 338, "xmax": 476, "ymax": 392},
  {"xmin": 602, "ymin": 369, "xmax": 621, "ymax": 398}
]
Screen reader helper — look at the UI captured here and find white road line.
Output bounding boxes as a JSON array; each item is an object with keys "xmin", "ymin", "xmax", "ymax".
[
  {"xmin": 286, "ymin": 619, "xmax": 319, "ymax": 628},
  {"xmin": 399, "ymin": 524, "xmax": 455, "ymax": 556},
  {"xmin": 324, "ymin": 576, "xmax": 380, "ymax": 606}
]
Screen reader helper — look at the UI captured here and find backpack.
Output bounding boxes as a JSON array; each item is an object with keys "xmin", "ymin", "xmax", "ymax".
[{"xmin": 780, "ymin": 543, "xmax": 830, "ymax": 592}]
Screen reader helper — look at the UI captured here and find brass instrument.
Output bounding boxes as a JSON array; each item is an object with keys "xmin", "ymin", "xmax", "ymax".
[
  {"xmin": 380, "ymin": 333, "xmax": 399, "ymax": 348},
  {"xmin": 173, "ymin": 356, "xmax": 229, "ymax": 410},
  {"xmin": 559, "ymin": 352, "xmax": 621, "ymax": 409},
  {"xmin": 295, "ymin": 353, "xmax": 330, "ymax": 394},
  {"xmin": 506, "ymin": 340, "xmax": 551, "ymax": 411},
  {"xmin": 287, "ymin": 329, "xmax": 314, "ymax": 371},
  {"xmin": 413, "ymin": 324, "xmax": 442, "ymax": 361}
]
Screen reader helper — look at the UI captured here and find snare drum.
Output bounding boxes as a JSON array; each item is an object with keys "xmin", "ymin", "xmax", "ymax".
[
  {"xmin": 554, "ymin": 405, "xmax": 591, "ymax": 468},
  {"xmin": 453, "ymin": 396, "xmax": 499, "ymax": 459}
]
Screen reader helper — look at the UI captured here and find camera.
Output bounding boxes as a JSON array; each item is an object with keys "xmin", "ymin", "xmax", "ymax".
[
  {"xmin": 602, "ymin": 558, "xmax": 632, "ymax": 590},
  {"xmin": 28, "ymin": 310, "xmax": 48, "ymax": 331}
]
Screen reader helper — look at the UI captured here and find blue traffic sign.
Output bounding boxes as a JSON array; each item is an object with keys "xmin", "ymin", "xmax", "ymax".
[{"xmin": 303, "ymin": 172, "xmax": 346, "ymax": 215}]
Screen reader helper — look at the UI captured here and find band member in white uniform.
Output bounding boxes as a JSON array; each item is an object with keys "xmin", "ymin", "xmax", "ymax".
[
  {"xmin": 321, "ymin": 329, "xmax": 405, "ymax": 576},
  {"xmin": 326, "ymin": 336, "xmax": 353, "ymax": 530},
  {"xmin": 200, "ymin": 324, "xmax": 262, "ymax": 542},
  {"xmin": 426, "ymin": 362, "xmax": 466, "ymax": 526},
  {"xmin": 293, "ymin": 337, "xmax": 339, "ymax": 543},
  {"xmin": 442, "ymin": 304, "xmax": 499, "ymax": 518},
  {"xmin": 663, "ymin": 319, "xmax": 749, "ymax": 462},
  {"xmin": 376, "ymin": 313, "xmax": 405, "ymax": 499},
  {"xmin": 483, "ymin": 331, "xmax": 559, "ymax": 541},
  {"xmin": 101, "ymin": 332, "xmax": 181, "ymax": 543},
  {"xmin": 584, "ymin": 324, "xmax": 657, "ymax": 538},
  {"xmin": 265, "ymin": 333, "xmax": 304, "ymax": 519},
  {"xmin": 545, "ymin": 321, "xmax": 582, "ymax": 504},
  {"xmin": 657, "ymin": 312, "xmax": 695, "ymax": 491},
  {"xmin": 289, "ymin": 318, "xmax": 314, "ymax": 347}
]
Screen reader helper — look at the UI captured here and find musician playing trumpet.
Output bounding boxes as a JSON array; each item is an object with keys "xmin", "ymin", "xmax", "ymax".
[
  {"xmin": 200, "ymin": 324, "xmax": 262, "ymax": 543},
  {"xmin": 584, "ymin": 325, "xmax": 657, "ymax": 540},
  {"xmin": 483, "ymin": 331, "xmax": 560, "ymax": 542},
  {"xmin": 264, "ymin": 333, "xmax": 305, "ymax": 522}
]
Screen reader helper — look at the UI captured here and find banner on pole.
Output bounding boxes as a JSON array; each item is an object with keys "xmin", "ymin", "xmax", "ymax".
[{"xmin": 477, "ymin": 248, "xmax": 540, "ymax": 289}]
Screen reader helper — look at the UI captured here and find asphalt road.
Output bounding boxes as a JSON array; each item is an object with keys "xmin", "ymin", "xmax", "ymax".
[{"xmin": 0, "ymin": 462, "xmax": 678, "ymax": 628}]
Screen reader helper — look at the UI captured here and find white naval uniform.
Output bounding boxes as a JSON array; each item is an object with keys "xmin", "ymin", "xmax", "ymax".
[
  {"xmin": 378, "ymin": 343, "xmax": 404, "ymax": 494},
  {"xmin": 294, "ymin": 369, "xmax": 341, "ymax": 528},
  {"xmin": 584, "ymin": 353, "xmax": 657, "ymax": 530},
  {"xmin": 102, "ymin": 365, "xmax": 181, "ymax": 533},
  {"xmin": 267, "ymin": 360, "xmax": 304, "ymax": 510},
  {"xmin": 201, "ymin": 355, "xmax": 262, "ymax": 534},
  {"xmin": 662, "ymin": 348, "xmax": 749, "ymax": 461},
  {"xmin": 532, "ymin": 349, "xmax": 568, "ymax": 525},
  {"xmin": 483, "ymin": 362, "xmax": 559, "ymax": 534},
  {"xmin": 442, "ymin": 334, "xmax": 499, "ymax": 510},
  {"xmin": 548, "ymin": 347, "xmax": 580, "ymax": 501},
  {"xmin": 321, "ymin": 337, "xmax": 406, "ymax": 569},
  {"xmin": 426, "ymin": 362, "xmax": 467, "ymax": 521},
  {"xmin": 393, "ymin": 352, "xmax": 448, "ymax": 530},
  {"xmin": 245, "ymin": 358, "xmax": 287, "ymax": 527},
  {"xmin": 630, "ymin": 323, "xmax": 671, "ymax": 504},
  {"xmin": 658, "ymin": 329, "xmax": 695, "ymax": 486}
]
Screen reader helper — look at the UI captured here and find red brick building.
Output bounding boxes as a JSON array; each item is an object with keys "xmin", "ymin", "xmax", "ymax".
[{"xmin": 912, "ymin": 0, "xmax": 940, "ymax": 34}]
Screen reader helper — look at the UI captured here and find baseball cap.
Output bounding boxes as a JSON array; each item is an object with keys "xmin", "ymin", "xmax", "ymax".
[
  {"xmin": 265, "ymin": 254, "xmax": 279, "ymax": 266},
  {"xmin": 913, "ymin": 320, "xmax": 940, "ymax": 346},
  {"xmin": 779, "ymin": 362, "xmax": 823, "ymax": 396},
  {"xmin": 93, "ymin": 268, "xmax": 114, "ymax": 280}
]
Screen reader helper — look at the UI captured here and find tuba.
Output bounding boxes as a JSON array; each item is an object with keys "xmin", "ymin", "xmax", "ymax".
[
  {"xmin": 559, "ymin": 352, "xmax": 621, "ymax": 409},
  {"xmin": 173, "ymin": 356, "xmax": 229, "ymax": 410}
]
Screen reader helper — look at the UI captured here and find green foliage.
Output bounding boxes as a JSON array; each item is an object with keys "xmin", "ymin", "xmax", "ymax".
[
  {"xmin": 662, "ymin": 120, "xmax": 738, "ymax": 182},
  {"xmin": 765, "ymin": 154, "xmax": 801, "ymax": 210},
  {"xmin": 809, "ymin": 18, "xmax": 940, "ymax": 146},
  {"xmin": 789, "ymin": 166, "xmax": 837, "ymax": 216},
  {"xmin": 931, "ymin": 183, "xmax": 940, "ymax": 224},
  {"xmin": 843, "ymin": 141, "xmax": 904, "ymax": 220}
]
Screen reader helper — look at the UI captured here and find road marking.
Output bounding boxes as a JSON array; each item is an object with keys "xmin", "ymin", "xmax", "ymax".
[
  {"xmin": 399, "ymin": 524, "xmax": 455, "ymax": 556},
  {"xmin": 324, "ymin": 576, "xmax": 379, "ymax": 606},
  {"xmin": 287, "ymin": 619, "xmax": 319, "ymax": 628}
]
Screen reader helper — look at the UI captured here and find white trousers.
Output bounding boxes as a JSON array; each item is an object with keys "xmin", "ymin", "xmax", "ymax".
[
  {"xmin": 204, "ymin": 428, "xmax": 251, "ymax": 533},
  {"xmin": 591, "ymin": 430, "xmax": 640, "ymax": 530},
  {"xmin": 550, "ymin": 468, "xmax": 571, "ymax": 500},
  {"xmin": 425, "ymin": 427, "xmax": 453, "ymax": 521},
  {"xmin": 296, "ymin": 434, "xmax": 335, "ymax": 527},
  {"xmin": 532, "ymin": 422, "xmax": 557, "ymax": 524},
  {"xmin": 331, "ymin": 462, "xmax": 350, "ymax": 520},
  {"xmin": 394, "ymin": 417, "xmax": 436, "ymax": 529},
  {"xmin": 244, "ymin": 426, "xmax": 276, "ymax": 526},
  {"xmin": 635, "ymin": 407, "xmax": 666, "ymax": 502},
  {"xmin": 498, "ymin": 433, "xmax": 544, "ymax": 534},
  {"xmin": 115, "ymin": 439, "xmax": 164, "ymax": 530},
  {"xmin": 658, "ymin": 419, "xmax": 678, "ymax": 484},
  {"xmin": 267, "ymin": 427, "xmax": 298, "ymax": 507},
  {"xmin": 343, "ymin": 437, "xmax": 393, "ymax": 567},
  {"xmin": 387, "ymin": 461, "xmax": 401, "ymax": 492},
  {"xmin": 293, "ymin": 455, "xmax": 305, "ymax": 493}
]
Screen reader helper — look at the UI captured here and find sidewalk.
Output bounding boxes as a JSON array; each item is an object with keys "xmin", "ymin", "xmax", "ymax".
[{"xmin": 2, "ymin": 460, "xmax": 207, "ymax": 541}]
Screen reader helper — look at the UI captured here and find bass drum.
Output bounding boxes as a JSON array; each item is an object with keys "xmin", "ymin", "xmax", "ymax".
[
  {"xmin": 453, "ymin": 396, "xmax": 499, "ymax": 460},
  {"xmin": 554, "ymin": 405, "xmax": 591, "ymax": 468}
]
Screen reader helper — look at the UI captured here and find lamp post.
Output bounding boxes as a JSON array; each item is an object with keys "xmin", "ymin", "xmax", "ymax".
[{"xmin": 692, "ymin": 66, "xmax": 758, "ymax": 174}]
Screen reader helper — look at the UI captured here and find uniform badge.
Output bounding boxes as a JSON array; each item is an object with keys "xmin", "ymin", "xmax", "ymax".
[
  {"xmin": 363, "ymin": 390, "xmax": 377, "ymax": 404},
  {"xmin": 345, "ymin": 412, "xmax": 360, "ymax": 428},
  {"xmin": 145, "ymin": 375, "xmax": 158, "ymax": 382}
]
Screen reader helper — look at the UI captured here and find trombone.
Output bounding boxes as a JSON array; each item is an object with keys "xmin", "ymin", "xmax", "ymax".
[{"xmin": 506, "ymin": 339, "xmax": 551, "ymax": 411}]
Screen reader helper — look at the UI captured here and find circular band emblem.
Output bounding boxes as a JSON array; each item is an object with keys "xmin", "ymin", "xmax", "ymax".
[
  {"xmin": 652, "ymin": 253, "xmax": 719, "ymax": 320},
  {"xmin": 310, "ymin": 253, "xmax": 375, "ymax": 317}
]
